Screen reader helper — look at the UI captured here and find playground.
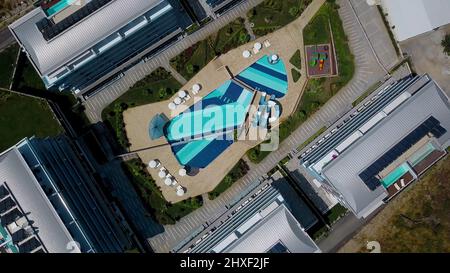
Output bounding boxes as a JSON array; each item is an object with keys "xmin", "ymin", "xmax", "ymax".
[{"xmin": 305, "ymin": 43, "xmax": 337, "ymax": 78}]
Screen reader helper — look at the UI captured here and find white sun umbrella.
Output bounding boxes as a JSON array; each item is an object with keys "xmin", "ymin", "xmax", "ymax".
[
  {"xmin": 158, "ymin": 169, "xmax": 167, "ymax": 178},
  {"xmin": 176, "ymin": 186, "xmax": 185, "ymax": 197},
  {"xmin": 192, "ymin": 84, "xmax": 201, "ymax": 93},
  {"xmin": 267, "ymin": 100, "xmax": 276, "ymax": 107},
  {"xmin": 148, "ymin": 160, "xmax": 159, "ymax": 169},
  {"xmin": 164, "ymin": 177, "xmax": 173, "ymax": 186},
  {"xmin": 179, "ymin": 168, "xmax": 187, "ymax": 177},
  {"xmin": 178, "ymin": 90, "xmax": 187, "ymax": 98},
  {"xmin": 242, "ymin": 50, "xmax": 251, "ymax": 58},
  {"xmin": 174, "ymin": 97, "xmax": 182, "ymax": 105},
  {"xmin": 254, "ymin": 42, "xmax": 262, "ymax": 51},
  {"xmin": 168, "ymin": 102, "xmax": 176, "ymax": 110},
  {"xmin": 271, "ymin": 54, "xmax": 279, "ymax": 62}
]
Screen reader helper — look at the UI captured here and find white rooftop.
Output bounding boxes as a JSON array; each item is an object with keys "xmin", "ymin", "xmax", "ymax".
[{"xmin": 380, "ymin": 0, "xmax": 450, "ymax": 41}]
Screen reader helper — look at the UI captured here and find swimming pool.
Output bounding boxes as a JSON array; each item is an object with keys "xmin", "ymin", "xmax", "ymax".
[
  {"xmin": 165, "ymin": 81, "xmax": 253, "ymax": 168},
  {"xmin": 45, "ymin": 0, "xmax": 77, "ymax": 16},
  {"xmin": 409, "ymin": 142, "xmax": 436, "ymax": 167},
  {"xmin": 381, "ymin": 163, "xmax": 411, "ymax": 188},
  {"xmin": 235, "ymin": 55, "xmax": 288, "ymax": 98},
  {"xmin": 163, "ymin": 55, "xmax": 288, "ymax": 169}
]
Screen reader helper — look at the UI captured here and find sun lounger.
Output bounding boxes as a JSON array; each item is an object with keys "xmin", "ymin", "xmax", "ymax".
[
  {"xmin": 394, "ymin": 183, "xmax": 401, "ymax": 191},
  {"xmin": 400, "ymin": 179, "xmax": 405, "ymax": 187}
]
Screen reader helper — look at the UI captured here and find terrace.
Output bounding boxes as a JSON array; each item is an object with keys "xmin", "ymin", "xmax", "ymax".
[{"xmin": 124, "ymin": 27, "xmax": 308, "ymax": 202}]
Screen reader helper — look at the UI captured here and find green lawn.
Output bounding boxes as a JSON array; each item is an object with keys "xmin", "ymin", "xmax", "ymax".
[
  {"xmin": 248, "ymin": 0, "xmax": 312, "ymax": 37},
  {"xmin": 14, "ymin": 53, "xmax": 46, "ymax": 91},
  {"xmin": 0, "ymin": 91, "xmax": 63, "ymax": 152},
  {"xmin": 170, "ymin": 18, "xmax": 250, "ymax": 80},
  {"xmin": 289, "ymin": 49, "xmax": 302, "ymax": 70},
  {"xmin": 291, "ymin": 68, "xmax": 301, "ymax": 83},
  {"xmin": 208, "ymin": 159, "xmax": 250, "ymax": 200},
  {"xmin": 0, "ymin": 44, "xmax": 19, "ymax": 89},
  {"xmin": 122, "ymin": 159, "xmax": 203, "ymax": 225},
  {"xmin": 12, "ymin": 54, "xmax": 90, "ymax": 132},
  {"xmin": 246, "ymin": 1, "xmax": 355, "ymax": 164},
  {"xmin": 102, "ymin": 68, "xmax": 182, "ymax": 150},
  {"xmin": 326, "ymin": 203, "xmax": 347, "ymax": 224}
]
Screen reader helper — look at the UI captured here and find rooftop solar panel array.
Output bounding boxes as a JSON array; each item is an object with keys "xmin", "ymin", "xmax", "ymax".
[
  {"xmin": 301, "ymin": 75, "xmax": 429, "ymax": 166},
  {"xmin": 359, "ymin": 116, "xmax": 447, "ymax": 190},
  {"xmin": 37, "ymin": 0, "xmax": 113, "ymax": 41}
]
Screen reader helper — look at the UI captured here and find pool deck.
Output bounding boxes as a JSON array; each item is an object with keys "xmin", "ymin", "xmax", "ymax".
[{"xmin": 123, "ymin": 18, "xmax": 310, "ymax": 203}]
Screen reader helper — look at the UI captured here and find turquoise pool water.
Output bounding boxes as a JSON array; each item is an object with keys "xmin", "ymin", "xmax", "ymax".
[
  {"xmin": 166, "ymin": 81, "xmax": 253, "ymax": 142},
  {"xmin": 236, "ymin": 55, "xmax": 288, "ymax": 98},
  {"xmin": 45, "ymin": 0, "xmax": 76, "ymax": 16},
  {"xmin": 381, "ymin": 163, "xmax": 411, "ymax": 188},
  {"xmin": 163, "ymin": 55, "xmax": 289, "ymax": 169},
  {"xmin": 409, "ymin": 142, "xmax": 436, "ymax": 166},
  {"xmin": 0, "ymin": 224, "xmax": 18, "ymax": 253},
  {"xmin": 165, "ymin": 80, "xmax": 254, "ymax": 168}
]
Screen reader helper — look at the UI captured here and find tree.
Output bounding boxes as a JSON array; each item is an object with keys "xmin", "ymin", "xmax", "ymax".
[{"xmin": 442, "ymin": 34, "xmax": 450, "ymax": 55}]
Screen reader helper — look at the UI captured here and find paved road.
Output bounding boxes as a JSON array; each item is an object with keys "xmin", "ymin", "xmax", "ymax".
[
  {"xmin": 83, "ymin": 0, "xmax": 265, "ymax": 123},
  {"xmin": 146, "ymin": 0, "xmax": 400, "ymax": 253}
]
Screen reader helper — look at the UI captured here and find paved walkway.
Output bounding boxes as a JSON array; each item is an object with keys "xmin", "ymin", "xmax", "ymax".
[
  {"xmin": 83, "ymin": 0, "xmax": 265, "ymax": 123},
  {"xmin": 147, "ymin": 0, "xmax": 400, "ymax": 253}
]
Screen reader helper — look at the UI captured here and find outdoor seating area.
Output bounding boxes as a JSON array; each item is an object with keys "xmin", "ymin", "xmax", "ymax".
[
  {"xmin": 149, "ymin": 159, "xmax": 187, "ymax": 197},
  {"xmin": 241, "ymin": 40, "xmax": 271, "ymax": 59},
  {"xmin": 168, "ymin": 85, "xmax": 202, "ymax": 111}
]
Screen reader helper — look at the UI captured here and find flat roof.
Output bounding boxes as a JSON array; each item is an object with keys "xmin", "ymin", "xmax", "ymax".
[
  {"xmin": 322, "ymin": 77, "xmax": 450, "ymax": 218},
  {"xmin": 9, "ymin": 0, "xmax": 164, "ymax": 76},
  {"xmin": 381, "ymin": 0, "xmax": 450, "ymax": 41},
  {"xmin": 0, "ymin": 144, "xmax": 77, "ymax": 253}
]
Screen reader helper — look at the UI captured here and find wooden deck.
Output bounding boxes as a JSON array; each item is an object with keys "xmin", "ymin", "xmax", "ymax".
[{"xmin": 412, "ymin": 150, "xmax": 447, "ymax": 175}]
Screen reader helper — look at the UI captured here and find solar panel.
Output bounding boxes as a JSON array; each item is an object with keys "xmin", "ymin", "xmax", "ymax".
[{"xmin": 359, "ymin": 116, "xmax": 444, "ymax": 191}]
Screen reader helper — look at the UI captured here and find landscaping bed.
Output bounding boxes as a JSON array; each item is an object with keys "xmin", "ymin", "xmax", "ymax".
[
  {"xmin": 208, "ymin": 159, "xmax": 250, "ymax": 200},
  {"xmin": 102, "ymin": 68, "xmax": 182, "ymax": 150},
  {"xmin": 122, "ymin": 159, "xmax": 203, "ymax": 225},
  {"xmin": 170, "ymin": 18, "xmax": 250, "ymax": 80},
  {"xmin": 246, "ymin": 1, "xmax": 355, "ymax": 164},
  {"xmin": 0, "ymin": 90, "xmax": 63, "ymax": 152},
  {"xmin": 0, "ymin": 43, "xmax": 18, "ymax": 89},
  {"xmin": 247, "ymin": 0, "xmax": 312, "ymax": 37}
]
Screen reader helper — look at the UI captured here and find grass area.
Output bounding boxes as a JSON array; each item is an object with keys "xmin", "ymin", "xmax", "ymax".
[
  {"xmin": 443, "ymin": 34, "xmax": 450, "ymax": 55},
  {"xmin": 280, "ymin": 156, "xmax": 290, "ymax": 165},
  {"xmin": 102, "ymin": 68, "xmax": 182, "ymax": 150},
  {"xmin": 208, "ymin": 159, "xmax": 250, "ymax": 200},
  {"xmin": 0, "ymin": 91, "xmax": 63, "ymax": 152},
  {"xmin": 170, "ymin": 18, "xmax": 250, "ymax": 80},
  {"xmin": 14, "ymin": 54, "xmax": 46, "ymax": 91},
  {"xmin": 122, "ymin": 159, "xmax": 203, "ymax": 225},
  {"xmin": 289, "ymin": 49, "xmax": 302, "ymax": 70},
  {"xmin": 298, "ymin": 126, "xmax": 327, "ymax": 151},
  {"xmin": 326, "ymin": 203, "xmax": 347, "ymax": 224},
  {"xmin": 246, "ymin": 2, "xmax": 355, "ymax": 164},
  {"xmin": 291, "ymin": 69, "xmax": 301, "ymax": 83},
  {"xmin": 248, "ymin": 0, "xmax": 312, "ymax": 37},
  {"xmin": 347, "ymin": 155, "xmax": 450, "ymax": 252},
  {"xmin": 12, "ymin": 53, "xmax": 90, "ymax": 132},
  {"xmin": 246, "ymin": 140, "xmax": 271, "ymax": 164},
  {"xmin": 0, "ymin": 44, "xmax": 18, "ymax": 88}
]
